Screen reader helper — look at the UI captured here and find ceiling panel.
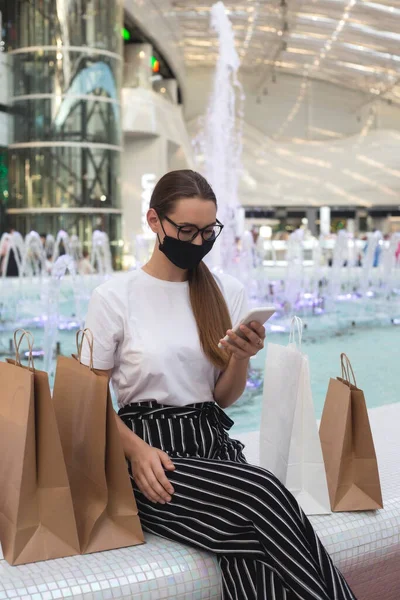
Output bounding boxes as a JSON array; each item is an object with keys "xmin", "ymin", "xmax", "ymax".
[{"xmin": 171, "ymin": 0, "xmax": 400, "ymax": 101}]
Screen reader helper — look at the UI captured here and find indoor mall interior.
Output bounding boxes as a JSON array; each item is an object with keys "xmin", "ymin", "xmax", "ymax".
[{"xmin": 0, "ymin": 1, "xmax": 399, "ymax": 599}]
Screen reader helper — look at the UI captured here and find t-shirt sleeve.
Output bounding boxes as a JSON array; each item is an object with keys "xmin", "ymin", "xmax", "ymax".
[
  {"xmin": 80, "ymin": 288, "xmax": 122, "ymax": 370},
  {"xmin": 229, "ymin": 282, "xmax": 249, "ymax": 327}
]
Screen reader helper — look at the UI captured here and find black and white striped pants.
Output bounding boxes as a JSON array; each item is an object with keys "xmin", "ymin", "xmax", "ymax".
[{"xmin": 118, "ymin": 401, "xmax": 356, "ymax": 600}]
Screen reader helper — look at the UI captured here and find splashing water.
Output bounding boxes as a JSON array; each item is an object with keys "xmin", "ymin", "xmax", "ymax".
[
  {"xmin": 381, "ymin": 232, "xmax": 400, "ymax": 294},
  {"xmin": 42, "ymin": 254, "xmax": 85, "ymax": 374},
  {"xmin": 69, "ymin": 235, "xmax": 82, "ymax": 262},
  {"xmin": 0, "ymin": 231, "xmax": 24, "ymax": 278},
  {"xmin": 360, "ymin": 230, "xmax": 382, "ymax": 295},
  {"xmin": 329, "ymin": 229, "xmax": 351, "ymax": 298},
  {"xmin": 199, "ymin": 1, "xmax": 245, "ymax": 272},
  {"xmin": 23, "ymin": 231, "xmax": 46, "ymax": 277},
  {"xmin": 285, "ymin": 229, "xmax": 305, "ymax": 308},
  {"xmin": 91, "ymin": 230, "xmax": 113, "ymax": 275},
  {"xmin": 52, "ymin": 230, "xmax": 70, "ymax": 262}
]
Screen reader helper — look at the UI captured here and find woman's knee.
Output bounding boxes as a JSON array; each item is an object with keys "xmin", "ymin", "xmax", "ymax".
[
  {"xmin": 231, "ymin": 461, "xmax": 283, "ymax": 490},
  {"xmin": 224, "ymin": 462, "xmax": 301, "ymax": 516}
]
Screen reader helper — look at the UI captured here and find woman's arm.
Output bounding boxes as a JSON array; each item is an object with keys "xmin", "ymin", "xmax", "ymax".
[
  {"xmin": 82, "ymin": 292, "xmax": 175, "ymax": 505},
  {"xmin": 115, "ymin": 412, "xmax": 145, "ymax": 457},
  {"xmin": 214, "ymin": 321, "xmax": 266, "ymax": 409},
  {"xmin": 98, "ymin": 367, "xmax": 145, "ymax": 458},
  {"xmin": 94, "ymin": 368, "xmax": 175, "ymax": 505},
  {"xmin": 214, "ymin": 355, "xmax": 249, "ymax": 408}
]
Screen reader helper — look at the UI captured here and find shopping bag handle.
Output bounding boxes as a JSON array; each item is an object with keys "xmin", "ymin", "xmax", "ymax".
[
  {"xmin": 13, "ymin": 329, "xmax": 35, "ymax": 372},
  {"xmin": 289, "ymin": 316, "xmax": 303, "ymax": 349},
  {"xmin": 76, "ymin": 328, "xmax": 94, "ymax": 371},
  {"xmin": 340, "ymin": 353, "xmax": 357, "ymax": 387}
]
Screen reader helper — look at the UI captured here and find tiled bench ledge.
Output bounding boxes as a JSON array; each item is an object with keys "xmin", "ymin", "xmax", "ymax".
[
  {"xmin": 0, "ymin": 535, "xmax": 221, "ymax": 600},
  {"xmin": 1, "ymin": 403, "xmax": 399, "ymax": 600}
]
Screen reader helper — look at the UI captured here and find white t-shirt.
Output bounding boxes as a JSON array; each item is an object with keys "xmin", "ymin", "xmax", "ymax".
[{"xmin": 81, "ymin": 269, "xmax": 248, "ymax": 408}]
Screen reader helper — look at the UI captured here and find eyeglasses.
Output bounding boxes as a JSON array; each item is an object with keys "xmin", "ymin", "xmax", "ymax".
[{"xmin": 163, "ymin": 216, "xmax": 224, "ymax": 243}]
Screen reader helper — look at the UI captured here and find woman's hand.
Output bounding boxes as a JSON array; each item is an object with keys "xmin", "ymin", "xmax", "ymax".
[
  {"xmin": 128, "ymin": 437, "xmax": 175, "ymax": 504},
  {"xmin": 219, "ymin": 320, "xmax": 266, "ymax": 361}
]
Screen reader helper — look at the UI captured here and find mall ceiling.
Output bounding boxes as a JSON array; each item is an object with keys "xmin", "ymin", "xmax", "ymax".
[{"xmin": 172, "ymin": 0, "xmax": 400, "ymax": 103}]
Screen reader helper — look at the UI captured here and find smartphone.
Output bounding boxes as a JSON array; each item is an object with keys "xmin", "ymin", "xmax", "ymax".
[{"xmin": 218, "ymin": 306, "xmax": 276, "ymax": 347}]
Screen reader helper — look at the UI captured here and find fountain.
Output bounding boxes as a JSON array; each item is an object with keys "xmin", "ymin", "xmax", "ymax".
[
  {"xmin": 360, "ymin": 230, "xmax": 382, "ymax": 296},
  {"xmin": 23, "ymin": 231, "xmax": 46, "ymax": 277},
  {"xmin": 69, "ymin": 234, "xmax": 82, "ymax": 262},
  {"xmin": 328, "ymin": 229, "xmax": 351, "ymax": 299},
  {"xmin": 45, "ymin": 234, "xmax": 55, "ymax": 261},
  {"xmin": 0, "ymin": 231, "xmax": 24, "ymax": 277},
  {"xmin": 0, "ymin": 227, "xmax": 115, "ymax": 375},
  {"xmin": 284, "ymin": 228, "xmax": 305, "ymax": 309},
  {"xmin": 91, "ymin": 230, "xmax": 113, "ymax": 275},
  {"xmin": 189, "ymin": 3, "xmax": 400, "ymax": 322},
  {"xmin": 1, "ymin": 222, "xmax": 400, "ymax": 386},
  {"xmin": 0, "ymin": 228, "xmax": 112, "ymax": 282},
  {"xmin": 306, "ymin": 235, "xmax": 324, "ymax": 300},
  {"xmin": 380, "ymin": 232, "xmax": 400, "ymax": 295},
  {"xmin": 42, "ymin": 255, "xmax": 79, "ymax": 374},
  {"xmin": 198, "ymin": 1, "xmax": 244, "ymax": 273},
  {"xmin": 233, "ymin": 230, "xmax": 262, "ymax": 301},
  {"xmin": 52, "ymin": 230, "xmax": 70, "ymax": 262}
]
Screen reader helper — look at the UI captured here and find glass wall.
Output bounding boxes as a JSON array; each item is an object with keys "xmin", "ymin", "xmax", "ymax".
[
  {"xmin": 3, "ymin": 0, "xmax": 121, "ymax": 54},
  {"xmin": 9, "ymin": 146, "xmax": 120, "ymax": 209},
  {"xmin": 12, "ymin": 52, "xmax": 121, "ymax": 98},
  {"xmin": 2, "ymin": 0, "xmax": 123, "ymax": 264},
  {"xmin": 14, "ymin": 94, "xmax": 120, "ymax": 144}
]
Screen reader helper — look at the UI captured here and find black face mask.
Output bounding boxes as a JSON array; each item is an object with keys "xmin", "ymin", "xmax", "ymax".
[{"xmin": 158, "ymin": 224, "xmax": 215, "ymax": 270}]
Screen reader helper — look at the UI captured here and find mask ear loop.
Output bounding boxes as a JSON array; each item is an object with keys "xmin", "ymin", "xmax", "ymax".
[{"xmin": 157, "ymin": 215, "xmax": 167, "ymax": 247}]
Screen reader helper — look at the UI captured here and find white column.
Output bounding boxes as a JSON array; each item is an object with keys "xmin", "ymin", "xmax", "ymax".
[
  {"xmin": 347, "ymin": 218, "xmax": 355, "ymax": 235},
  {"xmin": 320, "ymin": 206, "xmax": 331, "ymax": 236}
]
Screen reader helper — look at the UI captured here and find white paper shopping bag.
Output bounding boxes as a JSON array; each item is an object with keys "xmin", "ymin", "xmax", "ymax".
[
  {"xmin": 259, "ymin": 317, "xmax": 331, "ymax": 515},
  {"xmin": 286, "ymin": 356, "xmax": 331, "ymax": 515},
  {"xmin": 259, "ymin": 337, "xmax": 303, "ymax": 484}
]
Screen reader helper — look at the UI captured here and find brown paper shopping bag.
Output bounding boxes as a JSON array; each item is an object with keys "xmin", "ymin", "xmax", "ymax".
[
  {"xmin": 0, "ymin": 330, "xmax": 80, "ymax": 565},
  {"xmin": 52, "ymin": 329, "xmax": 144, "ymax": 554},
  {"xmin": 319, "ymin": 353, "xmax": 383, "ymax": 512}
]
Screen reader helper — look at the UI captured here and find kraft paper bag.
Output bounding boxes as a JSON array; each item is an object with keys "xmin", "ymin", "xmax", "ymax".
[
  {"xmin": 0, "ymin": 330, "xmax": 80, "ymax": 565},
  {"xmin": 52, "ymin": 329, "xmax": 144, "ymax": 554},
  {"xmin": 260, "ymin": 317, "xmax": 331, "ymax": 515},
  {"xmin": 319, "ymin": 353, "xmax": 383, "ymax": 512}
]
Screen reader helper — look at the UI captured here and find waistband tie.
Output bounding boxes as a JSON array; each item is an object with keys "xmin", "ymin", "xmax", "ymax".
[
  {"xmin": 201, "ymin": 401, "xmax": 234, "ymax": 432},
  {"xmin": 118, "ymin": 400, "xmax": 234, "ymax": 432}
]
